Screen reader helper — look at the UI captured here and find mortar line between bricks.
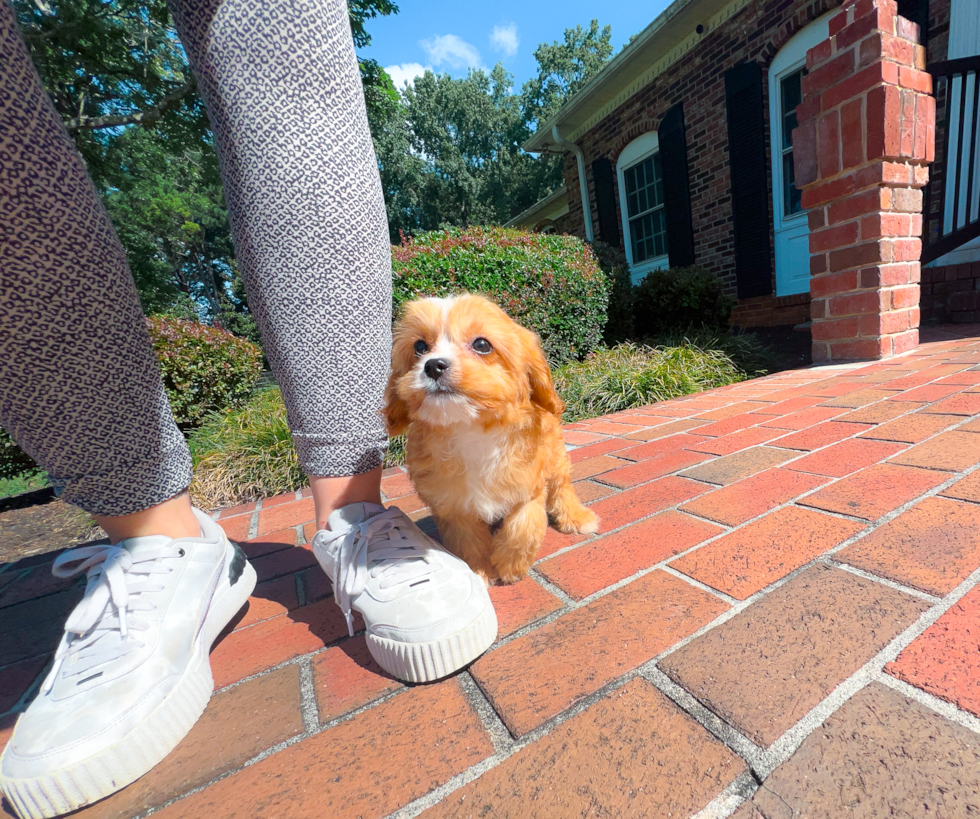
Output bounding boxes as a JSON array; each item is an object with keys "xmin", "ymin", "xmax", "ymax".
[
  {"xmin": 526, "ymin": 566, "xmax": 576, "ymax": 608},
  {"xmin": 690, "ymin": 771, "xmax": 759, "ymax": 819},
  {"xmin": 660, "ymin": 565, "xmax": 741, "ymax": 606},
  {"xmin": 741, "ymin": 560, "xmax": 980, "ymax": 781},
  {"xmin": 640, "ymin": 666, "xmax": 767, "ymax": 771},
  {"xmin": 246, "ymin": 499, "xmax": 260, "ymax": 540},
  {"xmin": 876, "ymin": 674, "xmax": 980, "ymax": 736},
  {"xmin": 456, "ymin": 670, "xmax": 513, "ymax": 753},
  {"xmin": 822, "ymin": 559, "xmax": 942, "ymax": 603},
  {"xmin": 297, "ymin": 656, "xmax": 319, "ymax": 734}
]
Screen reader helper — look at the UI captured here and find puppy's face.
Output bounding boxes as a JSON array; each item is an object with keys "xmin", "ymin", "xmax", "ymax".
[{"xmin": 384, "ymin": 294, "xmax": 563, "ymax": 432}]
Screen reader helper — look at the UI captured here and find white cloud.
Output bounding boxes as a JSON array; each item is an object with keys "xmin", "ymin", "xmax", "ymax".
[
  {"xmin": 419, "ymin": 34, "xmax": 482, "ymax": 71},
  {"xmin": 490, "ymin": 23, "xmax": 519, "ymax": 57},
  {"xmin": 385, "ymin": 62, "xmax": 430, "ymax": 89}
]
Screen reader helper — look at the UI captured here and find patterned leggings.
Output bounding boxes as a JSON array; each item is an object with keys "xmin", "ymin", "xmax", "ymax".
[{"xmin": 0, "ymin": 0, "xmax": 391, "ymax": 516}]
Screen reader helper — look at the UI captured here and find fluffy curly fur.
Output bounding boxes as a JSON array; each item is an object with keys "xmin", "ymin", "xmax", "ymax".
[{"xmin": 384, "ymin": 294, "xmax": 599, "ymax": 583}]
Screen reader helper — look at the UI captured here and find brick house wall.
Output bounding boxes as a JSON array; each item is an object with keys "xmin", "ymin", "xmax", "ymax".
[{"xmin": 557, "ymin": 0, "xmax": 956, "ymax": 328}]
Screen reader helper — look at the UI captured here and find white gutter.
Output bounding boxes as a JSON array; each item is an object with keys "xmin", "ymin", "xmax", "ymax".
[{"xmin": 551, "ymin": 125, "xmax": 594, "ymax": 242}]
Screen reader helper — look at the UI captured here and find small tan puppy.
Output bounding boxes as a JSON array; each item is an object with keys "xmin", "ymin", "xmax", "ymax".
[{"xmin": 384, "ymin": 294, "xmax": 599, "ymax": 583}]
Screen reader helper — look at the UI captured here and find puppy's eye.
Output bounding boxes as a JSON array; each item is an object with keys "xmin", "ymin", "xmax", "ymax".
[
  {"xmin": 472, "ymin": 338, "xmax": 493, "ymax": 355},
  {"xmin": 413, "ymin": 340, "xmax": 429, "ymax": 356}
]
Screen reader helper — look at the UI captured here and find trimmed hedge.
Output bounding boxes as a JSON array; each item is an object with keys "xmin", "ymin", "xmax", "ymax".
[
  {"xmin": 590, "ymin": 241, "xmax": 633, "ymax": 344},
  {"xmin": 392, "ymin": 227, "xmax": 609, "ymax": 365},
  {"xmin": 147, "ymin": 316, "xmax": 263, "ymax": 431},
  {"xmin": 0, "ymin": 428, "xmax": 36, "ymax": 481},
  {"xmin": 633, "ymin": 265, "xmax": 733, "ymax": 337}
]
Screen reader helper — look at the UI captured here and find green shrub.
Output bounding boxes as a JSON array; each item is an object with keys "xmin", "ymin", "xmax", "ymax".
[
  {"xmin": 633, "ymin": 266, "xmax": 733, "ymax": 338},
  {"xmin": 554, "ymin": 341, "xmax": 748, "ymax": 423},
  {"xmin": 0, "ymin": 428, "xmax": 37, "ymax": 481},
  {"xmin": 590, "ymin": 241, "xmax": 634, "ymax": 344},
  {"xmin": 147, "ymin": 316, "xmax": 262, "ymax": 431},
  {"xmin": 392, "ymin": 227, "xmax": 608, "ymax": 365}
]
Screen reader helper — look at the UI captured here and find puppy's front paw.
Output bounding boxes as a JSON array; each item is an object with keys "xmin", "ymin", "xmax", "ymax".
[
  {"xmin": 575, "ymin": 510, "xmax": 600, "ymax": 535},
  {"xmin": 554, "ymin": 507, "xmax": 599, "ymax": 535}
]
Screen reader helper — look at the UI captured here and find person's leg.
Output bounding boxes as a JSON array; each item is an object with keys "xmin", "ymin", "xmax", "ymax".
[
  {"xmin": 168, "ymin": 0, "xmax": 496, "ymax": 685},
  {"xmin": 0, "ymin": 13, "xmax": 254, "ymax": 816},
  {"xmin": 0, "ymin": 5, "xmax": 199, "ymax": 541},
  {"xmin": 166, "ymin": 0, "xmax": 391, "ymax": 530}
]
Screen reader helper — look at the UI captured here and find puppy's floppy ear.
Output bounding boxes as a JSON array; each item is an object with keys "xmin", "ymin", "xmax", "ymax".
[
  {"xmin": 522, "ymin": 328, "xmax": 564, "ymax": 418},
  {"xmin": 383, "ymin": 370, "xmax": 411, "ymax": 436},
  {"xmin": 383, "ymin": 306, "xmax": 417, "ymax": 436}
]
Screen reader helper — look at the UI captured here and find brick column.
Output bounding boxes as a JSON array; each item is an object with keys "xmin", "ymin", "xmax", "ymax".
[{"xmin": 794, "ymin": 0, "xmax": 935, "ymax": 362}]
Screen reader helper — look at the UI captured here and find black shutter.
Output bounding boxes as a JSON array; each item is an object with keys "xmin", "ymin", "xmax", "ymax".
[
  {"xmin": 725, "ymin": 62, "xmax": 773, "ymax": 299},
  {"xmin": 896, "ymin": 0, "xmax": 928, "ymax": 43},
  {"xmin": 658, "ymin": 102, "xmax": 696, "ymax": 267},
  {"xmin": 591, "ymin": 157, "xmax": 621, "ymax": 247}
]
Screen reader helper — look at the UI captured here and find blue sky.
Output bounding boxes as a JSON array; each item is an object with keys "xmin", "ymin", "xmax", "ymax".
[{"xmin": 360, "ymin": 0, "xmax": 674, "ymax": 92}]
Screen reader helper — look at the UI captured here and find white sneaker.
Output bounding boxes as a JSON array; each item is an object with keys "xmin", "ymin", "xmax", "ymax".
[
  {"xmin": 0, "ymin": 508, "xmax": 256, "ymax": 819},
  {"xmin": 311, "ymin": 503, "xmax": 497, "ymax": 683}
]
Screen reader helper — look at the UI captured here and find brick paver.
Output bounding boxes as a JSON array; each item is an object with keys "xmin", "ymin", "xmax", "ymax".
[
  {"xmin": 153, "ymin": 681, "xmax": 492, "ymax": 819},
  {"xmin": 747, "ymin": 684, "xmax": 980, "ymax": 817},
  {"xmin": 837, "ymin": 497, "xmax": 980, "ymax": 596},
  {"xmin": 671, "ymin": 507, "xmax": 865, "ymax": 599},
  {"xmin": 471, "ymin": 571, "xmax": 727, "ymax": 736},
  {"xmin": 679, "ymin": 467, "xmax": 828, "ymax": 526},
  {"xmin": 6, "ymin": 328, "xmax": 980, "ymax": 818},
  {"xmin": 784, "ymin": 437, "xmax": 907, "ymax": 477},
  {"xmin": 859, "ymin": 411, "xmax": 961, "ymax": 442},
  {"xmin": 422, "ymin": 679, "xmax": 746, "ymax": 818},
  {"xmin": 660, "ymin": 566, "xmax": 928, "ymax": 746},
  {"xmin": 799, "ymin": 462, "xmax": 947, "ymax": 519},
  {"xmin": 74, "ymin": 667, "xmax": 304, "ymax": 819},
  {"xmin": 886, "ymin": 584, "xmax": 980, "ymax": 716},
  {"xmin": 537, "ymin": 512, "xmax": 722, "ymax": 599}
]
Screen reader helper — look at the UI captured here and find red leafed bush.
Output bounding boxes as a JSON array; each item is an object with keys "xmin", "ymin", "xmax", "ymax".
[
  {"xmin": 392, "ymin": 227, "xmax": 609, "ymax": 366},
  {"xmin": 147, "ymin": 316, "xmax": 262, "ymax": 431}
]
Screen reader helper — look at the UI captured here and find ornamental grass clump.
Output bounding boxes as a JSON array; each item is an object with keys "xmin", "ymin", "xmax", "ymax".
[
  {"xmin": 147, "ymin": 316, "xmax": 262, "ymax": 431},
  {"xmin": 392, "ymin": 226, "xmax": 609, "ymax": 366},
  {"xmin": 189, "ymin": 387, "xmax": 407, "ymax": 510},
  {"xmin": 189, "ymin": 387, "xmax": 302, "ymax": 509},
  {"xmin": 554, "ymin": 341, "xmax": 747, "ymax": 423}
]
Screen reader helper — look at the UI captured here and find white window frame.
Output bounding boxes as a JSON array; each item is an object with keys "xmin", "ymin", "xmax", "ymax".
[{"xmin": 617, "ymin": 132, "xmax": 670, "ymax": 283}]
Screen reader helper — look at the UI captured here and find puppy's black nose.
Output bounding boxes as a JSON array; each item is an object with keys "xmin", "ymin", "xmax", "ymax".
[{"xmin": 424, "ymin": 358, "xmax": 450, "ymax": 380}]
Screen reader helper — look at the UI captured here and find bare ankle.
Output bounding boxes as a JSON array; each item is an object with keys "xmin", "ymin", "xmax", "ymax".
[
  {"xmin": 308, "ymin": 467, "xmax": 383, "ymax": 529},
  {"xmin": 93, "ymin": 493, "xmax": 201, "ymax": 544}
]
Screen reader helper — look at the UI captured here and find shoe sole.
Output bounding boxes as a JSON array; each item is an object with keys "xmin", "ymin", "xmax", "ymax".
[
  {"xmin": 366, "ymin": 596, "xmax": 498, "ymax": 683},
  {"xmin": 2, "ymin": 537, "xmax": 256, "ymax": 819}
]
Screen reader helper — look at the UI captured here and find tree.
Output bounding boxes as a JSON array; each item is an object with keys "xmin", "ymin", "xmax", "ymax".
[
  {"xmin": 521, "ymin": 20, "xmax": 614, "ymax": 128},
  {"xmin": 374, "ymin": 22, "xmax": 616, "ymax": 239}
]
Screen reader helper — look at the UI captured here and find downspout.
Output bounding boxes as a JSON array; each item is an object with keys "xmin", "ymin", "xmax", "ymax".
[{"xmin": 551, "ymin": 125, "xmax": 594, "ymax": 242}]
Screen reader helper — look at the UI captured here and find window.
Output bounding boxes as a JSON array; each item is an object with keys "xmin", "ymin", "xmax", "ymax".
[
  {"xmin": 779, "ymin": 67, "xmax": 805, "ymax": 216},
  {"xmin": 624, "ymin": 152, "xmax": 668, "ymax": 262},
  {"xmin": 617, "ymin": 132, "xmax": 669, "ymax": 281}
]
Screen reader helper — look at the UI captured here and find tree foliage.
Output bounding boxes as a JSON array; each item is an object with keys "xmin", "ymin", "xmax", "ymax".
[
  {"xmin": 372, "ymin": 20, "xmax": 614, "ymax": 240},
  {"xmin": 14, "ymin": 0, "xmax": 615, "ymax": 316},
  {"xmin": 521, "ymin": 20, "xmax": 614, "ymax": 128}
]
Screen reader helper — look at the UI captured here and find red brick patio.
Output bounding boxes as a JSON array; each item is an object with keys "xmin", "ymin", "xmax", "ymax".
[{"xmin": 4, "ymin": 325, "xmax": 980, "ymax": 817}]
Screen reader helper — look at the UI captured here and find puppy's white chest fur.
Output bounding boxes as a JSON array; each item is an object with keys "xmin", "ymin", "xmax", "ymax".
[{"xmin": 436, "ymin": 426, "xmax": 511, "ymax": 522}]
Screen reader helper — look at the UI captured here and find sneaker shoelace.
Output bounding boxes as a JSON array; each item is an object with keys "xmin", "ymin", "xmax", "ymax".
[
  {"xmin": 315, "ymin": 508, "xmax": 437, "ymax": 636},
  {"xmin": 42, "ymin": 543, "xmax": 183, "ymax": 694}
]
